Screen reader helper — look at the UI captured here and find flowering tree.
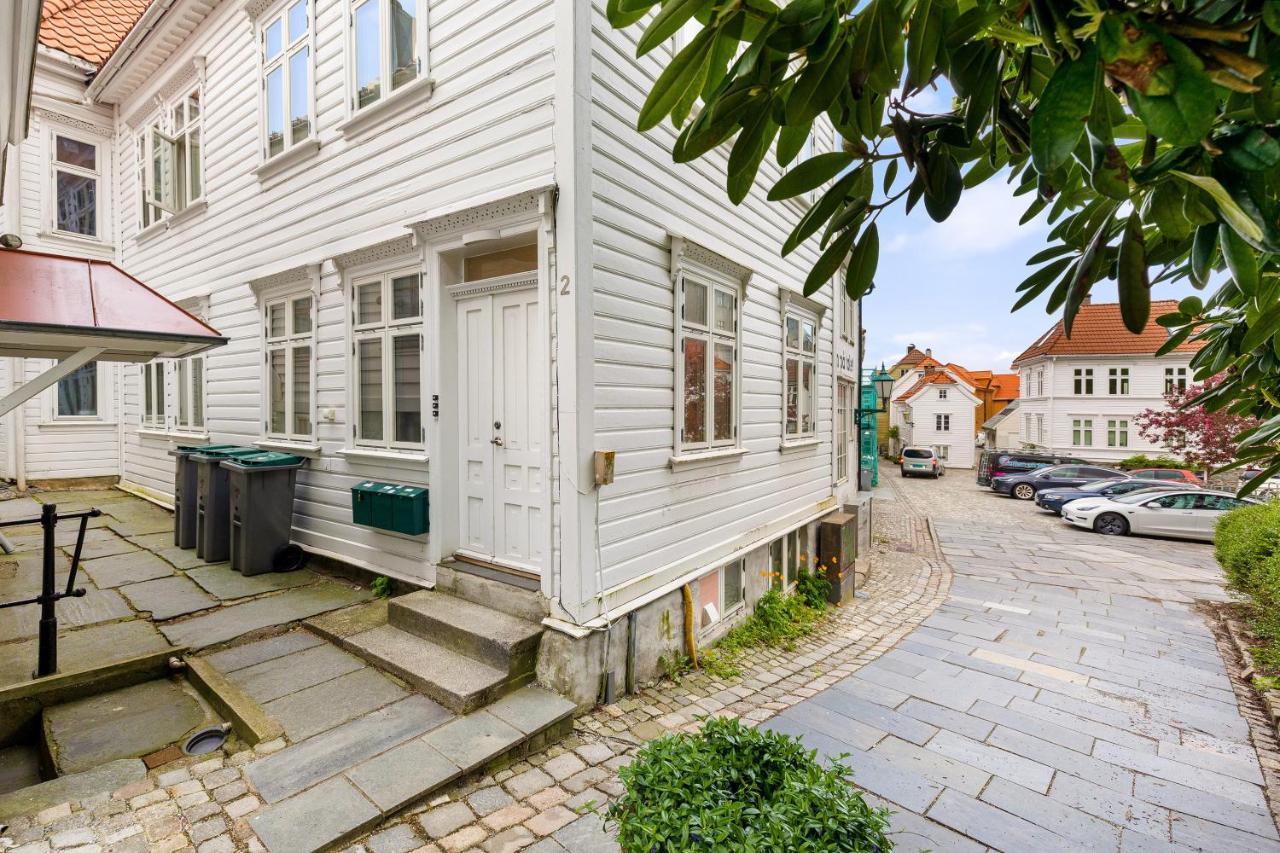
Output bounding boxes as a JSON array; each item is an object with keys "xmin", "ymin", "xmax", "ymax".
[{"xmin": 1136, "ymin": 378, "xmax": 1260, "ymax": 471}]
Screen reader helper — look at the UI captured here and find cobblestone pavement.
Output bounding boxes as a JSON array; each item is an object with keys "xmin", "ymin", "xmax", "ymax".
[{"xmin": 765, "ymin": 465, "xmax": 1276, "ymax": 851}]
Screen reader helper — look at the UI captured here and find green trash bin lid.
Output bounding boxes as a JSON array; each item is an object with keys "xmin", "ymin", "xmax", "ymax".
[
  {"xmin": 171, "ymin": 443, "xmax": 241, "ymax": 458},
  {"xmin": 190, "ymin": 446, "xmax": 260, "ymax": 462},
  {"xmin": 221, "ymin": 451, "xmax": 305, "ymax": 471}
]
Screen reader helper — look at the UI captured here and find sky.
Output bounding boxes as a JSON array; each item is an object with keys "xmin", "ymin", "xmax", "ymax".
[{"xmin": 859, "ymin": 86, "xmax": 1200, "ymax": 376}]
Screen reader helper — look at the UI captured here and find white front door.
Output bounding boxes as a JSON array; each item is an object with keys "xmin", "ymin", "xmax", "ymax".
[{"xmin": 456, "ymin": 286, "xmax": 546, "ymax": 573}]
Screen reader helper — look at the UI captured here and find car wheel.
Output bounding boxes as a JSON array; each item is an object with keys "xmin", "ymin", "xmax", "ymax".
[
  {"xmin": 1094, "ymin": 513, "xmax": 1130, "ymax": 537},
  {"xmin": 932, "ymin": 470, "xmax": 940, "ymax": 479},
  {"xmin": 1013, "ymin": 483, "xmax": 1035, "ymax": 501},
  {"xmin": 900, "ymin": 469, "xmax": 908, "ymax": 477}
]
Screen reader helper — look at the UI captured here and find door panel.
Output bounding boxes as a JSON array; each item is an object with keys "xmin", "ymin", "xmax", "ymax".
[{"xmin": 457, "ymin": 298, "xmax": 494, "ymax": 555}]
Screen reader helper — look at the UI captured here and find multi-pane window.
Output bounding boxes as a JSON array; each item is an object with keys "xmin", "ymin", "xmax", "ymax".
[
  {"xmin": 935, "ymin": 444, "xmax": 949, "ymax": 460},
  {"xmin": 840, "ymin": 289, "xmax": 856, "ymax": 343},
  {"xmin": 142, "ymin": 363, "xmax": 166, "ymax": 427},
  {"xmin": 1036, "ymin": 414, "xmax": 1045, "ymax": 444},
  {"xmin": 836, "ymin": 381, "xmax": 854, "ymax": 482},
  {"xmin": 52, "ymin": 134, "xmax": 99, "ymax": 238},
  {"xmin": 262, "ymin": 0, "xmax": 312, "ymax": 159},
  {"xmin": 770, "ymin": 526, "xmax": 809, "ymax": 591},
  {"xmin": 1073, "ymin": 368, "xmax": 1093, "ymax": 395},
  {"xmin": 141, "ymin": 359, "xmax": 205, "ymax": 431},
  {"xmin": 1072, "ymin": 418, "xmax": 1094, "ymax": 446},
  {"xmin": 698, "ymin": 559, "xmax": 746, "ymax": 630},
  {"xmin": 1164, "ymin": 367, "xmax": 1187, "ymax": 394},
  {"xmin": 935, "ymin": 414, "xmax": 950, "ymax": 431},
  {"xmin": 352, "ymin": 269, "xmax": 423, "ymax": 449},
  {"xmin": 351, "ymin": 0, "xmax": 421, "ymax": 111},
  {"xmin": 57, "ymin": 364, "xmax": 97, "ymax": 417},
  {"xmin": 137, "ymin": 88, "xmax": 203, "ymax": 228},
  {"xmin": 679, "ymin": 276, "xmax": 738, "ymax": 451},
  {"xmin": 174, "ymin": 358, "xmax": 206, "ymax": 431},
  {"xmin": 937, "ymin": 388, "xmax": 947, "ymax": 400},
  {"xmin": 1108, "ymin": 367, "xmax": 1130, "ymax": 395},
  {"xmin": 784, "ymin": 311, "xmax": 818, "ymax": 438},
  {"xmin": 1036, "ymin": 369, "xmax": 1044, "ymax": 396},
  {"xmin": 1107, "ymin": 419, "xmax": 1129, "ymax": 448},
  {"xmin": 265, "ymin": 294, "xmax": 314, "ymax": 440}
]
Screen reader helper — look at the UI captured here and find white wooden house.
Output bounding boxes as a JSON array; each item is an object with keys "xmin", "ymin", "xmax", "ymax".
[{"xmin": 0, "ymin": 0, "xmax": 863, "ymax": 701}]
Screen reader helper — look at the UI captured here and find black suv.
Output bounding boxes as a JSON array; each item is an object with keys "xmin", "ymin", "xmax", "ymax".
[{"xmin": 992, "ymin": 464, "xmax": 1126, "ymax": 500}]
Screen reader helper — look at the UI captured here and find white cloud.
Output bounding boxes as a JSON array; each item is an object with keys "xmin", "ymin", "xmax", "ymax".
[
  {"xmin": 879, "ymin": 179, "xmax": 1048, "ymax": 258},
  {"xmin": 869, "ymin": 322, "xmax": 1022, "ymax": 372}
]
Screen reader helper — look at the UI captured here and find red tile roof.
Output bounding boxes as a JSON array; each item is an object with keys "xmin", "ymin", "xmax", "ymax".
[
  {"xmin": 1012, "ymin": 301, "xmax": 1204, "ymax": 366},
  {"xmin": 893, "ymin": 346, "xmax": 929, "ymax": 368},
  {"xmin": 39, "ymin": 0, "xmax": 152, "ymax": 66},
  {"xmin": 991, "ymin": 373, "xmax": 1019, "ymax": 400},
  {"xmin": 895, "ymin": 372, "xmax": 958, "ymax": 402}
]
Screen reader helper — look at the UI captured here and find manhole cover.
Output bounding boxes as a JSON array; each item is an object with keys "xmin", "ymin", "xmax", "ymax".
[{"xmin": 183, "ymin": 727, "xmax": 228, "ymax": 756}]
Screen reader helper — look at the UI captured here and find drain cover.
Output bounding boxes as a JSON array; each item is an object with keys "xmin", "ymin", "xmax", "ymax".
[{"xmin": 183, "ymin": 727, "xmax": 228, "ymax": 756}]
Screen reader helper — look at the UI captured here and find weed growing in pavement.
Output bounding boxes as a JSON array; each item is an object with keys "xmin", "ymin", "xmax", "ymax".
[{"xmin": 371, "ymin": 575, "xmax": 392, "ymax": 598}]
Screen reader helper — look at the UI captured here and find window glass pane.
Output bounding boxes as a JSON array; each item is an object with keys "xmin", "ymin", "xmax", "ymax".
[
  {"xmin": 785, "ymin": 357, "xmax": 798, "ymax": 435},
  {"xmin": 143, "ymin": 365, "xmax": 154, "ymax": 421},
  {"xmin": 268, "ymin": 349, "xmax": 286, "ymax": 433},
  {"xmin": 354, "ymin": 0, "xmax": 381, "ymax": 108},
  {"xmin": 389, "ymin": 0, "xmax": 418, "ymax": 90},
  {"xmin": 177, "ymin": 360, "xmax": 190, "ymax": 425},
  {"xmin": 186, "ymin": 92, "xmax": 200, "ymax": 121},
  {"xmin": 55, "ymin": 136, "xmax": 95, "ymax": 169},
  {"xmin": 358, "ymin": 338, "xmax": 383, "ymax": 440},
  {"xmin": 714, "ymin": 290, "xmax": 735, "ymax": 334},
  {"xmin": 393, "ymin": 334, "xmax": 421, "ymax": 443},
  {"xmin": 683, "ymin": 280, "xmax": 707, "ymax": 326},
  {"xmin": 802, "ymin": 361, "xmax": 815, "ymax": 432},
  {"xmin": 265, "ymin": 18, "xmax": 282, "ymax": 60},
  {"xmin": 293, "ymin": 345, "xmax": 311, "ymax": 435},
  {"xmin": 289, "ymin": 46, "xmax": 311, "ymax": 143},
  {"xmin": 724, "ymin": 561, "xmax": 743, "ymax": 608},
  {"xmin": 391, "ymin": 274, "xmax": 421, "ymax": 320},
  {"xmin": 356, "ymin": 281, "xmax": 382, "ymax": 324},
  {"xmin": 287, "ymin": 0, "xmax": 307, "ymax": 41},
  {"xmin": 785, "ymin": 316, "xmax": 800, "ymax": 349},
  {"xmin": 463, "ymin": 245, "xmax": 537, "ymax": 280},
  {"xmin": 192, "ymin": 359, "xmax": 204, "ymax": 428},
  {"xmin": 292, "ymin": 297, "xmax": 312, "ymax": 335},
  {"xmin": 713, "ymin": 342, "xmax": 733, "ymax": 442},
  {"xmin": 266, "ymin": 65, "xmax": 284, "ymax": 157},
  {"xmin": 55, "ymin": 171, "xmax": 96, "ymax": 236},
  {"xmin": 173, "ymin": 102, "xmax": 185, "ymax": 131},
  {"xmin": 803, "ymin": 320, "xmax": 816, "ymax": 353},
  {"xmin": 267, "ymin": 303, "xmax": 286, "ymax": 337},
  {"xmin": 682, "ymin": 337, "xmax": 707, "ymax": 444},
  {"xmin": 57, "ymin": 363, "xmax": 97, "ymax": 417},
  {"xmin": 187, "ymin": 127, "xmax": 202, "ymax": 199},
  {"xmin": 770, "ymin": 539, "xmax": 783, "ymax": 591},
  {"xmin": 786, "ymin": 530, "xmax": 798, "ymax": 586}
]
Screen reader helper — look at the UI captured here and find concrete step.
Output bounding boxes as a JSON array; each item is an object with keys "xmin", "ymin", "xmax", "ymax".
[
  {"xmin": 435, "ymin": 561, "xmax": 548, "ymax": 622},
  {"xmin": 0, "ymin": 744, "xmax": 41, "ymax": 796},
  {"xmin": 389, "ymin": 590, "xmax": 542, "ymax": 678},
  {"xmin": 342, "ymin": 624, "xmax": 531, "ymax": 715}
]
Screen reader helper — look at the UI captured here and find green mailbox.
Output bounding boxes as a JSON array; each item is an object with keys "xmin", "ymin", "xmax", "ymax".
[{"xmin": 352, "ymin": 481, "xmax": 428, "ymax": 535}]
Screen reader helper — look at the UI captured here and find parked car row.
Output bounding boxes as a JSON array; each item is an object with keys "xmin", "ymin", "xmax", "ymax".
[{"xmin": 982, "ymin": 460, "xmax": 1260, "ymax": 542}]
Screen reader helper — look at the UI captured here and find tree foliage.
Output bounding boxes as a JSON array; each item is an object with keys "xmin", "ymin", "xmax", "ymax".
[
  {"xmin": 1135, "ymin": 376, "xmax": 1261, "ymax": 472},
  {"xmin": 607, "ymin": 0, "xmax": 1280, "ymax": 483}
]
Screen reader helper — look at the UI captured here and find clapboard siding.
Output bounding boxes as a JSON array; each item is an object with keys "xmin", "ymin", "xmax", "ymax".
[
  {"xmin": 588, "ymin": 3, "xmax": 844, "ymax": 596},
  {"xmin": 105, "ymin": 0, "xmax": 557, "ymax": 582}
]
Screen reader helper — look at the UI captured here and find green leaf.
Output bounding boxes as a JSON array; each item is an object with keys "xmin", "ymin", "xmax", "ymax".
[
  {"xmin": 637, "ymin": 0, "xmax": 704, "ymax": 57},
  {"xmin": 1117, "ymin": 213, "xmax": 1150, "ymax": 334},
  {"xmin": 882, "ymin": 158, "xmax": 898, "ymax": 194},
  {"xmin": 777, "ymin": 123, "xmax": 811, "ymax": 168},
  {"xmin": 1220, "ymin": 225, "xmax": 1259, "ymax": 298},
  {"xmin": 637, "ymin": 29, "xmax": 715, "ymax": 131},
  {"xmin": 1241, "ymin": 300, "xmax": 1280, "ymax": 352},
  {"xmin": 1154, "ymin": 324, "xmax": 1192, "ymax": 356},
  {"xmin": 844, "ymin": 223, "xmax": 879, "ymax": 300},
  {"xmin": 1087, "ymin": 132, "xmax": 1129, "ymax": 200},
  {"xmin": 769, "ymin": 152, "xmax": 858, "ymax": 201},
  {"xmin": 1190, "ymin": 223, "xmax": 1218, "ymax": 288},
  {"xmin": 607, "ymin": 0, "xmax": 657, "ymax": 28},
  {"xmin": 1219, "ymin": 129, "xmax": 1280, "ymax": 172},
  {"xmin": 1170, "ymin": 171, "xmax": 1266, "ymax": 245},
  {"xmin": 727, "ymin": 108, "xmax": 778, "ymax": 204},
  {"xmin": 905, "ymin": 0, "xmax": 942, "ymax": 92},
  {"xmin": 803, "ymin": 226, "xmax": 858, "ymax": 296},
  {"xmin": 923, "ymin": 151, "xmax": 962, "ymax": 222},
  {"xmin": 1017, "ymin": 256, "xmax": 1072, "ymax": 293},
  {"xmin": 1142, "ymin": 181, "xmax": 1192, "ymax": 241},
  {"xmin": 1030, "ymin": 43, "xmax": 1098, "ymax": 175},
  {"xmin": 781, "ymin": 170, "xmax": 860, "ymax": 256},
  {"xmin": 785, "ymin": 40, "xmax": 853, "ymax": 126},
  {"xmin": 1126, "ymin": 35, "xmax": 1216, "ymax": 146}
]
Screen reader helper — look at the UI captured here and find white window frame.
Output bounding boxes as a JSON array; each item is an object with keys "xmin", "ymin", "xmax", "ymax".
[
  {"xmin": 347, "ymin": 0, "xmax": 429, "ymax": 113},
  {"xmin": 935, "ymin": 444, "xmax": 950, "ymax": 461},
  {"xmin": 263, "ymin": 291, "xmax": 316, "ymax": 441},
  {"xmin": 1107, "ymin": 418, "xmax": 1129, "ymax": 448},
  {"xmin": 937, "ymin": 388, "xmax": 947, "ymax": 400},
  {"xmin": 1072, "ymin": 417, "xmax": 1094, "ymax": 447},
  {"xmin": 839, "ymin": 289, "xmax": 856, "ymax": 344},
  {"xmin": 783, "ymin": 308, "xmax": 819, "ymax": 440},
  {"xmin": 770, "ymin": 527, "xmax": 810, "ymax": 592},
  {"xmin": 48, "ymin": 128, "xmax": 107, "ymax": 243},
  {"xmin": 1036, "ymin": 369, "xmax": 1044, "ymax": 396},
  {"xmin": 676, "ymin": 272, "xmax": 741, "ymax": 454},
  {"xmin": 1036, "ymin": 414, "xmax": 1045, "ymax": 444},
  {"xmin": 1164, "ymin": 367, "xmax": 1187, "ymax": 395},
  {"xmin": 49, "ymin": 361, "xmax": 110, "ymax": 422},
  {"xmin": 136, "ymin": 84, "xmax": 204, "ymax": 229},
  {"xmin": 347, "ymin": 263, "xmax": 425, "ymax": 451},
  {"xmin": 1108, "ymin": 367, "xmax": 1130, "ymax": 395},
  {"xmin": 835, "ymin": 380, "xmax": 854, "ymax": 483},
  {"xmin": 935, "ymin": 413, "xmax": 951, "ymax": 432},
  {"xmin": 259, "ymin": 0, "xmax": 316, "ymax": 161},
  {"xmin": 173, "ymin": 357, "xmax": 207, "ymax": 432},
  {"xmin": 142, "ymin": 362, "xmax": 167, "ymax": 428},
  {"xmin": 698, "ymin": 559, "xmax": 747, "ymax": 631},
  {"xmin": 1073, "ymin": 368, "xmax": 1093, "ymax": 395}
]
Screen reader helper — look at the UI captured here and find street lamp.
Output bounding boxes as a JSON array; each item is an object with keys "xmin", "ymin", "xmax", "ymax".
[{"xmin": 856, "ymin": 364, "xmax": 893, "ymax": 425}]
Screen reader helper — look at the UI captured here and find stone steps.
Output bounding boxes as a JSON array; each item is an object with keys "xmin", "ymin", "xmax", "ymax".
[{"xmin": 389, "ymin": 590, "xmax": 543, "ymax": 677}]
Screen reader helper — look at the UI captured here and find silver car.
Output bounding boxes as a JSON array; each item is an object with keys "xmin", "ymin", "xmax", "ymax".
[
  {"xmin": 1061, "ymin": 488, "xmax": 1260, "ymax": 542},
  {"xmin": 900, "ymin": 446, "xmax": 945, "ymax": 479}
]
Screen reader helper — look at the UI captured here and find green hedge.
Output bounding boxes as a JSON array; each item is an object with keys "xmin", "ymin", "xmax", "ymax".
[
  {"xmin": 1115, "ymin": 454, "xmax": 1190, "ymax": 471},
  {"xmin": 1216, "ymin": 502, "xmax": 1280, "ymax": 669},
  {"xmin": 607, "ymin": 717, "xmax": 892, "ymax": 852}
]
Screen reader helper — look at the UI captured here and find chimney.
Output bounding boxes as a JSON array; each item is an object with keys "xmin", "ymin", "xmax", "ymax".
[
  {"xmin": 907, "ymin": 343, "xmax": 915, "ymax": 352},
  {"xmin": 925, "ymin": 348, "xmax": 932, "ymax": 357}
]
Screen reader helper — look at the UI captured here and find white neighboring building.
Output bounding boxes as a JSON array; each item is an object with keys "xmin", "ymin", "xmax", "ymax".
[
  {"xmin": 981, "ymin": 398, "xmax": 1021, "ymax": 450},
  {"xmin": 0, "ymin": 0, "xmax": 865, "ymax": 701},
  {"xmin": 890, "ymin": 368, "xmax": 980, "ymax": 468},
  {"xmin": 1012, "ymin": 300, "xmax": 1201, "ymax": 464}
]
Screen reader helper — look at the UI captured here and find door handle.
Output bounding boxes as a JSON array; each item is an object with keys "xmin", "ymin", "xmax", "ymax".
[{"xmin": 491, "ymin": 437, "xmax": 503, "ymax": 446}]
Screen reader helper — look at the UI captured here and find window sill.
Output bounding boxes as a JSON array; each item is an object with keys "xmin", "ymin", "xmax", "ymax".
[
  {"xmin": 255, "ymin": 438, "xmax": 322, "ymax": 457},
  {"xmin": 37, "ymin": 420, "xmax": 116, "ymax": 431},
  {"xmin": 255, "ymin": 138, "xmax": 321, "ymax": 183},
  {"xmin": 166, "ymin": 199, "xmax": 208, "ymax": 229},
  {"xmin": 37, "ymin": 230, "xmax": 113, "ymax": 251},
  {"xmin": 779, "ymin": 437, "xmax": 821, "ymax": 452},
  {"xmin": 668, "ymin": 447, "xmax": 748, "ymax": 469},
  {"xmin": 338, "ymin": 77, "xmax": 435, "ymax": 137},
  {"xmin": 137, "ymin": 427, "xmax": 210, "ymax": 441},
  {"xmin": 339, "ymin": 447, "xmax": 429, "ymax": 467},
  {"xmin": 135, "ymin": 220, "xmax": 167, "ymax": 245}
]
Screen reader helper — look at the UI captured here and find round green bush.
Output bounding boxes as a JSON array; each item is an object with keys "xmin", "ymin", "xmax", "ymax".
[{"xmin": 606, "ymin": 716, "xmax": 893, "ymax": 852}]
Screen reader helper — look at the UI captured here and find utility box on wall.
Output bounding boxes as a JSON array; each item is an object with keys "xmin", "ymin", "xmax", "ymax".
[
  {"xmin": 817, "ymin": 511, "xmax": 858, "ymax": 604},
  {"xmin": 352, "ymin": 481, "xmax": 429, "ymax": 535}
]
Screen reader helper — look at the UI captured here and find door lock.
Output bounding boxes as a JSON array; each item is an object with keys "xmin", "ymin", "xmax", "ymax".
[{"xmin": 491, "ymin": 437, "xmax": 504, "ymax": 446}]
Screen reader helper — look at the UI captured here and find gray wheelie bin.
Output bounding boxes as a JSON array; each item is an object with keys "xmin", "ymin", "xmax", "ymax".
[
  {"xmin": 192, "ymin": 446, "xmax": 260, "ymax": 562},
  {"xmin": 223, "ymin": 452, "xmax": 305, "ymax": 576},
  {"xmin": 169, "ymin": 444, "xmax": 239, "ymax": 549}
]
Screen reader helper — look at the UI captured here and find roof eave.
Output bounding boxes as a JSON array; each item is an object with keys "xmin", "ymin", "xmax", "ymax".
[{"xmin": 84, "ymin": 0, "xmax": 179, "ymax": 102}]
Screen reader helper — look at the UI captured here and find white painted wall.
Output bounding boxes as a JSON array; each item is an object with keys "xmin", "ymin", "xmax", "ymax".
[{"xmin": 900, "ymin": 385, "xmax": 978, "ymax": 468}]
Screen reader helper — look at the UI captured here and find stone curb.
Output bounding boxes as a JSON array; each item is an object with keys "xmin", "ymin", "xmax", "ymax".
[{"xmin": 1223, "ymin": 614, "xmax": 1280, "ymax": 732}]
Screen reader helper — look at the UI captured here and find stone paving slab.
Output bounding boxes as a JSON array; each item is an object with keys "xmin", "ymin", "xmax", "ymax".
[
  {"xmin": 80, "ymin": 550, "xmax": 174, "ymax": 589},
  {"xmin": 0, "ymin": 619, "xmax": 171, "ymax": 688},
  {"xmin": 0, "ymin": 584, "xmax": 132, "ymax": 644},
  {"xmin": 117, "ymin": 575, "xmax": 217, "ymax": 620},
  {"xmin": 264, "ymin": 665, "xmax": 408, "ymax": 741},
  {"xmin": 231, "ymin": 641, "xmax": 366, "ymax": 703},
  {"xmin": 159, "ymin": 582, "xmax": 373, "ymax": 649},
  {"xmin": 249, "ymin": 775, "xmax": 380, "ymax": 852},
  {"xmin": 186, "ymin": 565, "xmax": 317, "ymax": 600},
  {"xmin": 201, "ymin": 629, "xmax": 324, "ymax": 673}
]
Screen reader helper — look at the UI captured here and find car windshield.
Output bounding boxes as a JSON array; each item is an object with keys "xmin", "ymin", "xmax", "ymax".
[
  {"xmin": 903, "ymin": 449, "xmax": 933, "ymax": 459},
  {"xmin": 1112, "ymin": 490, "xmax": 1191, "ymax": 505},
  {"xmin": 1076, "ymin": 479, "xmax": 1123, "ymax": 492}
]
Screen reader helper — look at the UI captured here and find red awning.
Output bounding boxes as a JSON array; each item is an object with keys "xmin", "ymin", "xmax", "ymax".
[{"xmin": 0, "ymin": 248, "xmax": 226, "ymax": 361}]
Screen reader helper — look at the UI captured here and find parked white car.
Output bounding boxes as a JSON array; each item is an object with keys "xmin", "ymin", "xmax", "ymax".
[{"xmin": 1061, "ymin": 489, "xmax": 1260, "ymax": 542}]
